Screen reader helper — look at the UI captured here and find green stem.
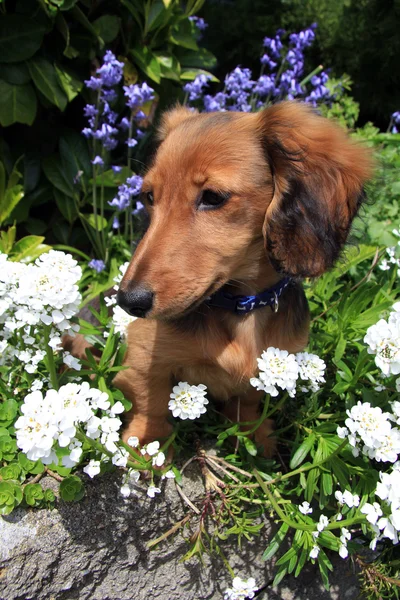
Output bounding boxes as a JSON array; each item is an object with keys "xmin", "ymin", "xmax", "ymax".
[
  {"xmin": 43, "ymin": 326, "xmax": 59, "ymax": 390},
  {"xmin": 299, "ymin": 64, "xmax": 323, "ymax": 87},
  {"xmin": 254, "ymin": 469, "xmax": 366, "ymax": 532},
  {"xmin": 262, "ymin": 439, "xmax": 348, "ymax": 487},
  {"xmin": 76, "ymin": 430, "xmax": 147, "ymax": 471}
]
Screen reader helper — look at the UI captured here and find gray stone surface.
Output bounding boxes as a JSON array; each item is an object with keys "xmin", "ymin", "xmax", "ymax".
[{"xmin": 0, "ymin": 467, "xmax": 361, "ymax": 600}]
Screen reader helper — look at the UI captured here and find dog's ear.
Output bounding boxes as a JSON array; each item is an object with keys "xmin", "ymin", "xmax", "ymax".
[
  {"xmin": 157, "ymin": 105, "xmax": 198, "ymax": 141},
  {"xmin": 257, "ymin": 102, "xmax": 373, "ymax": 278}
]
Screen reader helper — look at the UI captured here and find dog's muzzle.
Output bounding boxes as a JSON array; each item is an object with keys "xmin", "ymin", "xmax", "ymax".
[{"xmin": 117, "ymin": 283, "xmax": 154, "ymax": 318}]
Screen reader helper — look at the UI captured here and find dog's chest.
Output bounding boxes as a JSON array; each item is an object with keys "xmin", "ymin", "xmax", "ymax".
[{"xmin": 175, "ymin": 322, "xmax": 261, "ymax": 400}]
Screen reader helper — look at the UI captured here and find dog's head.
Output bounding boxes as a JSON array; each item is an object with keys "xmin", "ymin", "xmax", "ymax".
[{"xmin": 118, "ymin": 102, "xmax": 372, "ymax": 319}]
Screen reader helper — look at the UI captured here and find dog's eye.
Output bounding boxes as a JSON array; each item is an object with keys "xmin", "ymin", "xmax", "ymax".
[
  {"xmin": 198, "ymin": 190, "xmax": 230, "ymax": 210},
  {"xmin": 146, "ymin": 191, "xmax": 154, "ymax": 205}
]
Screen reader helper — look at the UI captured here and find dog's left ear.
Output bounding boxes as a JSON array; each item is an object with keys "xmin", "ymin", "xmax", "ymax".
[
  {"xmin": 157, "ymin": 105, "xmax": 198, "ymax": 141},
  {"xmin": 257, "ymin": 102, "xmax": 373, "ymax": 278}
]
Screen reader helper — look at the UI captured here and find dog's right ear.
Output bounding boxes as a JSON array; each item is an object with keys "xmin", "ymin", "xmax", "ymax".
[{"xmin": 157, "ymin": 106, "xmax": 198, "ymax": 141}]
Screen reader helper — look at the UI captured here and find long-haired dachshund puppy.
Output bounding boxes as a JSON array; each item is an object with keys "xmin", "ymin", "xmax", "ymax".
[{"xmin": 70, "ymin": 101, "xmax": 373, "ymax": 456}]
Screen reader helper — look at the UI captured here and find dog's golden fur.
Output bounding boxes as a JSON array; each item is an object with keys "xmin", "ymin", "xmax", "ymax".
[{"xmin": 66, "ymin": 102, "xmax": 372, "ymax": 455}]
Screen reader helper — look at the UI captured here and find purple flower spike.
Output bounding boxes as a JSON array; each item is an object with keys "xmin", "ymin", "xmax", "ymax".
[
  {"xmin": 126, "ymin": 138, "xmax": 138, "ymax": 148},
  {"xmin": 124, "ymin": 82, "xmax": 155, "ymax": 110},
  {"xmin": 133, "ymin": 200, "xmax": 145, "ymax": 216},
  {"xmin": 88, "ymin": 259, "xmax": 106, "ymax": 273},
  {"xmin": 189, "ymin": 16, "xmax": 208, "ymax": 31},
  {"xmin": 92, "ymin": 156, "xmax": 104, "ymax": 166},
  {"xmin": 183, "ymin": 74, "xmax": 210, "ymax": 101},
  {"xmin": 109, "ymin": 175, "xmax": 143, "ymax": 211}
]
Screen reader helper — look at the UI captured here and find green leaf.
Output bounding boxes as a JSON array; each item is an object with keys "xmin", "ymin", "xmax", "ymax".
[
  {"xmin": 170, "ymin": 20, "xmax": 198, "ymax": 50},
  {"xmin": 242, "ymin": 436, "xmax": 257, "ymax": 456},
  {"xmin": 18, "ymin": 453, "xmax": 45, "ymax": 475},
  {"xmin": 334, "ymin": 334, "xmax": 347, "ymax": 363},
  {"xmin": 179, "ymin": 48, "xmax": 217, "ymax": 70},
  {"xmin": 0, "ymin": 225, "xmax": 16, "ymax": 255},
  {"xmin": 0, "ymin": 183, "xmax": 24, "ymax": 225},
  {"xmin": 305, "ymin": 467, "xmax": 319, "ymax": 503},
  {"xmin": 70, "ymin": 5, "xmax": 104, "ymax": 46},
  {"xmin": 131, "ymin": 47, "xmax": 161, "ymax": 83},
  {"xmin": 180, "ymin": 68, "xmax": 219, "ymax": 83},
  {"xmin": 0, "ymin": 16, "xmax": 46, "ymax": 63},
  {"xmin": 93, "ymin": 15, "xmax": 121, "ymax": 43},
  {"xmin": 54, "ymin": 189, "xmax": 78, "ymax": 224},
  {"xmin": 263, "ymin": 523, "xmax": 289, "ymax": 561},
  {"xmin": 9, "ymin": 236, "xmax": 47, "ymax": 262},
  {"xmin": 0, "ymin": 399, "xmax": 18, "ymax": 426},
  {"xmin": 60, "ymin": 475, "xmax": 85, "ymax": 502},
  {"xmin": 28, "ymin": 57, "xmax": 68, "ymax": 111},
  {"xmin": 0, "ymin": 463, "xmax": 21, "ymax": 481},
  {"xmin": 0, "ymin": 80, "xmax": 37, "ymax": 126},
  {"xmin": 0, "ymin": 481, "xmax": 23, "ymax": 515},
  {"xmin": 290, "ymin": 433, "xmax": 316, "ymax": 469},
  {"xmin": 155, "ymin": 53, "xmax": 181, "ymax": 82},
  {"xmin": 81, "ymin": 213, "xmax": 108, "ymax": 231},
  {"xmin": 55, "ymin": 65, "xmax": 82, "ymax": 102},
  {"xmin": 60, "ymin": 130, "xmax": 91, "ymax": 180},
  {"xmin": 42, "ymin": 155, "xmax": 75, "ymax": 197},
  {"xmin": 0, "ymin": 63, "xmax": 31, "ymax": 85},
  {"xmin": 24, "ymin": 483, "xmax": 44, "ymax": 506},
  {"xmin": 146, "ymin": 0, "xmax": 170, "ymax": 33}
]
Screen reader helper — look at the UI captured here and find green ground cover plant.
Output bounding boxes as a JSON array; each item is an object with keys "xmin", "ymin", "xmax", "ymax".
[{"xmin": 0, "ymin": 14, "xmax": 400, "ymax": 600}]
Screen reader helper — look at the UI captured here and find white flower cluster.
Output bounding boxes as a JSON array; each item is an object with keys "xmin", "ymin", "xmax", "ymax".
[
  {"xmin": 308, "ymin": 508, "xmax": 352, "ymax": 560},
  {"xmin": 168, "ymin": 381, "xmax": 209, "ymax": 420},
  {"xmin": 224, "ymin": 576, "xmax": 257, "ymax": 600},
  {"xmin": 15, "ymin": 382, "xmax": 126, "ymax": 468},
  {"xmin": 0, "ymin": 251, "xmax": 82, "ymax": 373},
  {"xmin": 362, "ymin": 463, "xmax": 400, "ymax": 549},
  {"xmin": 250, "ymin": 348, "xmax": 326, "ymax": 397},
  {"xmin": 364, "ymin": 303, "xmax": 400, "ymax": 376},
  {"xmin": 103, "ymin": 262, "xmax": 137, "ymax": 339},
  {"xmin": 338, "ymin": 401, "xmax": 400, "ymax": 463},
  {"xmin": 119, "ymin": 439, "xmax": 175, "ymax": 499},
  {"xmin": 379, "ymin": 229, "xmax": 400, "ymax": 274}
]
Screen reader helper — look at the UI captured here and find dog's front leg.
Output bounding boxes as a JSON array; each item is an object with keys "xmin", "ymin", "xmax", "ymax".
[{"xmin": 113, "ymin": 320, "xmax": 174, "ymax": 446}]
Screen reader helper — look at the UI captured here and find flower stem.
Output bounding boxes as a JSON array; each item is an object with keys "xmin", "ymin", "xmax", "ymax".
[{"xmin": 43, "ymin": 326, "xmax": 59, "ymax": 391}]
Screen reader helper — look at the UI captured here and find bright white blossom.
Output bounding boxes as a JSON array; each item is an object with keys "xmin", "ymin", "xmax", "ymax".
[
  {"xmin": 364, "ymin": 306, "xmax": 400, "ymax": 376},
  {"xmin": 147, "ymin": 485, "xmax": 161, "ymax": 498},
  {"xmin": 317, "ymin": 514, "xmax": 329, "ymax": 532},
  {"xmin": 250, "ymin": 347, "xmax": 298, "ymax": 397},
  {"xmin": 250, "ymin": 347, "xmax": 326, "ymax": 397},
  {"xmin": 299, "ymin": 501, "xmax": 313, "ymax": 515},
  {"xmin": 309, "ymin": 545, "xmax": 320, "ymax": 559},
  {"xmin": 340, "ymin": 401, "xmax": 400, "ymax": 463},
  {"xmin": 168, "ymin": 381, "xmax": 209, "ymax": 420},
  {"xmin": 296, "ymin": 352, "xmax": 326, "ymax": 392},
  {"xmin": 83, "ymin": 459, "xmax": 101, "ymax": 478},
  {"xmin": 224, "ymin": 576, "xmax": 257, "ymax": 600},
  {"xmin": 335, "ymin": 490, "xmax": 360, "ymax": 508},
  {"xmin": 15, "ymin": 382, "xmax": 124, "ymax": 465},
  {"xmin": 0, "ymin": 251, "xmax": 82, "ymax": 374},
  {"xmin": 111, "ymin": 305, "xmax": 137, "ymax": 339},
  {"xmin": 361, "ymin": 502, "xmax": 383, "ymax": 525}
]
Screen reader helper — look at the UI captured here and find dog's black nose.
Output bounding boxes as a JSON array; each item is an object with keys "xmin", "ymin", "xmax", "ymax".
[{"xmin": 117, "ymin": 284, "xmax": 154, "ymax": 318}]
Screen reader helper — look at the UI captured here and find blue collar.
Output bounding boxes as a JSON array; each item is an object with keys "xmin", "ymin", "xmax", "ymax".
[{"xmin": 205, "ymin": 277, "xmax": 291, "ymax": 315}]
